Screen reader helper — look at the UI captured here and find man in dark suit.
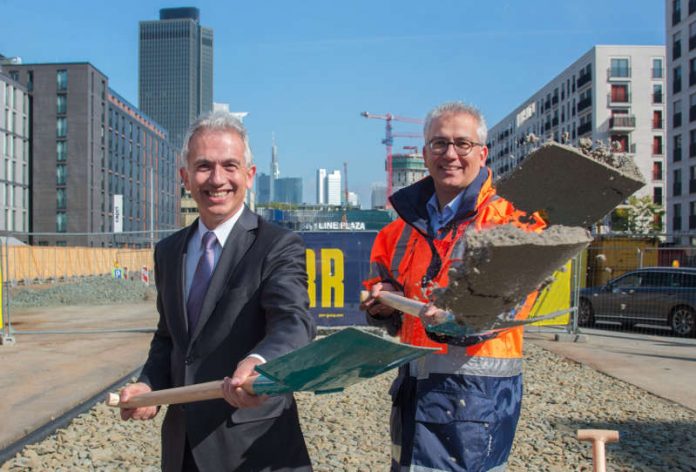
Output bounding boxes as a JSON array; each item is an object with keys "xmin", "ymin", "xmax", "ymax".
[{"xmin": 120, "ymin": 111, "xmax": 316, "ymax": 471}]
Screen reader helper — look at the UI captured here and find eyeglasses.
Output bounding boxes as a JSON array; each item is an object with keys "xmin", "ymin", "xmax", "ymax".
[{"xmin": 427, "ymin": 138, "xmax": 483, "ymax": 156}]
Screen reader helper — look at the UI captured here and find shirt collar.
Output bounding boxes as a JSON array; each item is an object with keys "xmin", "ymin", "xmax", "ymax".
[
  {"xmin": 426, "ymin": 190, "xmax": 465, "ymax": 227},
  {"xmin": 195, "ymin": 205, "xmax": 245, "ymax": 248}
]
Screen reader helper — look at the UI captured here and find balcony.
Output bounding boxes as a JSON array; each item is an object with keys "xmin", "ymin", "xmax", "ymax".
[
  {"xmin": 577, "ymin": 122, "xmax": 593, "ymax": 136},
  {"xmin": 577, "ymin": 97, "xmax": 592, "ymax": 112},
  {"xmin": 690, "ymin": 215, "xmax": 696, "ymax": 229},
  {"xmin": 552, "ymin": 95, "xmax": 559, "ymax": 106},
  {"xmin": 577, "ymin": 72, "xmax": 592, "ymax": 89},
  {"xmin": 607, "ymin": 67, "xmax": 631, "ymax": 80},
  {"xmin": 609, "ymin": 115, "xmax": 636, "ymax": 129},
  {"xmin": 675, "ymin": 112, "xmax": 683, "ymax": 128},
  {"xmin": 691, "ymin": 35, "xmax": 696, "ymax": 51},
  {"xmin": 653, "ymin": 118, "xmax": 664, "ymax": 129},
  {"xmin": 673, "ymin": 9, "xmax": 681, "ymax": 26},
  {"xmin": 691, "ymin": 180, "xmax": 696, "ymax": 193},
  {"xmin": 675, "ymin": 147, "xmax": 683, "ymax": 162},
  {"xmin": 653, "ymin": 92, "xmax": 663, "ymax": 104},
  {"xmin": 653, "ymin": 144, "xmax": 664, "ymax": 155},
  {"xmin": 691, "ymin": 143, "xmax": 696, "ymax": 158},
  {"xmin": 607, "ymin": 93, "xmax": 631, "ymax": 106}
]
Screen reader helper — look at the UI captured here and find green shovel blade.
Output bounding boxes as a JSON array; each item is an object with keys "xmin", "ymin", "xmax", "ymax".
[{"xmin": 252, "ymin": 327, "xmax": 437, "ymax": 395}]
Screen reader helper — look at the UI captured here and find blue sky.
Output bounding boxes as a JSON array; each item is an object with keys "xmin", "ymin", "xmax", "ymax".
[{"xmin": 1, "ymin": 0, "xmax": 665, "ymax": 206}]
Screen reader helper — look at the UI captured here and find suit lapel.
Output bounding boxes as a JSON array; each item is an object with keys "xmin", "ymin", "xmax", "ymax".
[
  {"xmin": 173, "ymin": 223, "xmax": 198, "ymax": 347},
  {"xmin": 189, "ymin": 208, "xmax": 259, "ymax": 343}
]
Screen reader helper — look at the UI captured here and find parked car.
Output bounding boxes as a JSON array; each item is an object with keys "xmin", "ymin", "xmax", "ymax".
[{"xmin": 579, "ymin": 267, "xmax": 696, "ymax": 337}]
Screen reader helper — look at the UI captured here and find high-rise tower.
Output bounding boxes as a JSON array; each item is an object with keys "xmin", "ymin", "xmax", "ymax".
[{"xmin": 139, "ymin": 7, "xmax": 213, "ymax": 149}]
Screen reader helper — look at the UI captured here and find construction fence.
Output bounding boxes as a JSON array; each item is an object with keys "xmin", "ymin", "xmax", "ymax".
[{"xmin": 2, "ymin": 231, "xmax": 692, "ymax": 341}]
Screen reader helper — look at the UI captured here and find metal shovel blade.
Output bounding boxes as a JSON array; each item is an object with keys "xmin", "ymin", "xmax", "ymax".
[{"xmin": 252, "ymin": 327, "xmax": 438, "ymax": 395}]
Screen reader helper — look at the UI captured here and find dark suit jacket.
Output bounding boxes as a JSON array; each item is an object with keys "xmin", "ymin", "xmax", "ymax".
[{"xmin": 139, "ymin": 207, "xmax": 316, "ymax": 472}]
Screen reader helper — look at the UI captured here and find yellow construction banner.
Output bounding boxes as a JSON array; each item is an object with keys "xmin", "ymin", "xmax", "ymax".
[{"xmin": 528, "ymin": 261, "xmax": 572, "ymax": 326}]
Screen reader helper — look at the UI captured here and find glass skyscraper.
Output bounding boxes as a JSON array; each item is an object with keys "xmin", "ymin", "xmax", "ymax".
[{"xmin": 139, "ymin": 7, "xmax": 213, "ymax": 150}]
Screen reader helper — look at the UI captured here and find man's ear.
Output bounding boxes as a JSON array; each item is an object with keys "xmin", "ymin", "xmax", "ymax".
[{"xmin": 179, "ymin": 167, "xmax": 190, "ymax": 191}]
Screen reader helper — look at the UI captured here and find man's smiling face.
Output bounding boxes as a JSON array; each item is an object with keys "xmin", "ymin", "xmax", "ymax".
[{"xmin": 180, "ymin": 129, "xmax": 256, "ymax": 229}]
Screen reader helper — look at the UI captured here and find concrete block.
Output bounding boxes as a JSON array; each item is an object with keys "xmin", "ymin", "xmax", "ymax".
[{"xmin": 496, "ymin": 142, "xmax": 645, "ymax": 227}]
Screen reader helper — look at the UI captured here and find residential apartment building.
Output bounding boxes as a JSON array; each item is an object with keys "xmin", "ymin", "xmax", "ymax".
[
  {"xmin": 0, "ymin": 65, "xmax": 30, "ymax": 232},
  {"xmin": 139, "ymin": 7, "xmax": 213, "ymax": 149},
  {"xmin": 5, "ymin": 63, "xmax": 178, "ymax": 245},
  {"xmin": 488, "ymin": 45, "xmax": 666, "ymax": 230},
  {"xmin": 667, "ymin": 0, "xmax": 696, "ymax": 245}
]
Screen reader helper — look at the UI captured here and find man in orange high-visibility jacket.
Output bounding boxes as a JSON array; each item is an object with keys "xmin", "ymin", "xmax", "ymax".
[{"xmin": 361, "ymin": 102, "xmax": 545, "ymax": 472}]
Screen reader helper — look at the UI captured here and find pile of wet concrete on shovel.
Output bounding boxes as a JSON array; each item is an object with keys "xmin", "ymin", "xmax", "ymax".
[{"xmin": 432, "ymin": 141, "xmax": 645, "ymax": 333}]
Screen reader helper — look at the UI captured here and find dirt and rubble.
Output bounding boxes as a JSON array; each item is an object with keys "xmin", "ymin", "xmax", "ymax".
[
  {"xmin": 433, "ymin": 225, "xmax": 592, "ymax": 330},
  {"xmin": 496, "ymin": 141, "xmax": 645, "ymax": 227}
]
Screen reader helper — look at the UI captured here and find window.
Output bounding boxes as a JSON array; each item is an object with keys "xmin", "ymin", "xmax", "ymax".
[
  {"xmin": 674, "ymin": 33, "xmax": 682, "ymax": 60},
  {"xmin": 56, "ymin": 117, "xmax": 67, "ymax": 138},
  {"xmin": 652, "ymin": 58, "xmax": 664, "ymax": 78},
  {"xmin": 674, "ymin": 169, "xmax": 683, "ymax": 196},
  {"xmin": 690, "ymin": 166, "xmax": 696, "ymax": 193},
  {"xmin": 674, "ymin": 0, "xmax": 682, "ymax": 25},
  {"xmin": 653, "ymin": 136, "xmax": 664, "ymax": 155},
  {"xmin": 654, "ymin": 186, "xmax": 663, "ymax": 205},
  {"xmin": 690, "ymin": 58, "xmax": 696, "ymax": 86},
  {"xmin": 674, "ymin": 203, "xmax": 682, "ymax": 231},
  {"xmin": 57, "ymin": 141, "xmax": 67, "ymax": 161},
  {"xmin": 653, "ymin": 110, "xmax": 663, "ymax": 129},
  {"xmin": 610, "ymin": 58, "xmax": 630, "ymax": 78},
  {"xmin": 610, "ymin": 84, "xmax": 629, "ymax": 103},
  {"xmin": 691, "ymin": 130, "xmax": 696, "ymax": 157},
  {"xmin": 675, "ymin": 99, "xmax": 683, "ymax": 128},
  {"xmin": 674, "ymin": 66, "xmax": 683, "ymax": 94},
  {"xmin": 56, "ymin": 188, "xmax": 66, "ymax": 209},
  {"xmin": 691, "ymin": 21, "xmax": 696, "ymax": 50},
  {"xmin": 56, "ymin": 212, "xmax": 67, "ymax": 232},
  {"xmin": 56, "ymin": 95, "xmax": 67, "ymax": 114},
  {"xmin": 653, "ymin": 84, "xmax": 663, "ymax": 104},
  {"xmin": 653, "ymin": 161, "xmax": 663, "ymax": 181},
  {"xmin": 56, "ymin": 70, "xmax": 67, "ymax": 91},
  {"xmin": 56, "ymin": 164, "xmax": 66, "ymax": 185},
  {"xmin": 691, "ymin": 94, "xmax": 696, "ymax": 122},
  {"xmin": 675, "ymin": 134, "xmax": 683, "ymax": 162}
]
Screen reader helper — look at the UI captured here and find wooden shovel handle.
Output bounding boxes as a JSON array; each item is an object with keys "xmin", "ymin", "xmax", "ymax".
[
  {"xmin": 360, "ymin": 290, "xmax": 426, "ymax": 316},
  {"xmin": 106, "ymin": 376, "xmax": 257, "ymax": 409},
  {"xmin": 577, "ymin": 429, "xmax": 619, "ymax": 472}
]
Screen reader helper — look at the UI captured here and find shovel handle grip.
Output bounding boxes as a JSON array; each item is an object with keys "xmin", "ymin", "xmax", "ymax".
[
  {"xmin": 106, "ymin": 376, "xmax": 259, "ymax": 409},
  {"xmin": 360, "ymin": 290, "xmax": 426, "ymax": 317}
]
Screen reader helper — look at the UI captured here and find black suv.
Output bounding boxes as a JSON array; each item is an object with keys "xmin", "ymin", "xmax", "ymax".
[{"xmin": 579, "ymin": 267, "xmax": 696, "ymax": 337}]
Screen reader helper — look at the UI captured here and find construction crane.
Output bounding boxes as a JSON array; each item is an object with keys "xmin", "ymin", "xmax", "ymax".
[{"xmin": 361, "ymin": 112, "xmax": 423, "ymax": 199}]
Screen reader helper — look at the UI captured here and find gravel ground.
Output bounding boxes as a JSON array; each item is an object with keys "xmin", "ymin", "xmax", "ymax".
[
  {"xmin": 2, "ymin": 341, "xmax": 694, "ymax": 471},
  {"xmin": 8, "ymin": 278, "xmax": 156, "ymax": 308}
]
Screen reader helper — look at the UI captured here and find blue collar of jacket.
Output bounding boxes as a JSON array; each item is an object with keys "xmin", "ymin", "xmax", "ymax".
[{"xmin": 389, "ymin": 167, "xmax": 489, "ymax": 236}]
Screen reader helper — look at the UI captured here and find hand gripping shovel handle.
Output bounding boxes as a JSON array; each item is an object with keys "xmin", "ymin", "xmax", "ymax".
[{"xmin": 105, "ymin": 374, "xmax": 279, "ymax": 409}]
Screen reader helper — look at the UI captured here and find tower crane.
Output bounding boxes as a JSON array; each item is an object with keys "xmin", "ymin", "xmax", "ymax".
[{"xmin": 361, "ymin": 112, "xmax": 423, "ymax": 199}]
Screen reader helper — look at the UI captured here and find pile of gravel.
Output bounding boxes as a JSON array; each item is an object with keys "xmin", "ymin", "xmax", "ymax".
[
  {"xmin": 2, "ymin": 342, "xmax": 695, "ymax": 471},
  {"xmin": 9, "ymin": 278, "xmax": 156, "ymax": 309}
]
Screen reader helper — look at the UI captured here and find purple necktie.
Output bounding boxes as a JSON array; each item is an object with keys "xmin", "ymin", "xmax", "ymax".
[{"xmin": 187, "ymin": 231, "xmax": 217, "ymax": 335}]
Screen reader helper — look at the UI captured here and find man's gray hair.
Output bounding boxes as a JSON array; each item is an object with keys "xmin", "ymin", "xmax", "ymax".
[
  {"xmin": 180, "ymin": 111, "xmax": 254, "ymax": 166},
  {"xmin": 423, "ymin": 102, "xmax": 488, "ymax": 144}
]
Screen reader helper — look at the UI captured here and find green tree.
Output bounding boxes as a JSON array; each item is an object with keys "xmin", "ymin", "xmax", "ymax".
[{"xmin": 612, "ymin": 195, "xmax": 664, "ymax": 234}]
